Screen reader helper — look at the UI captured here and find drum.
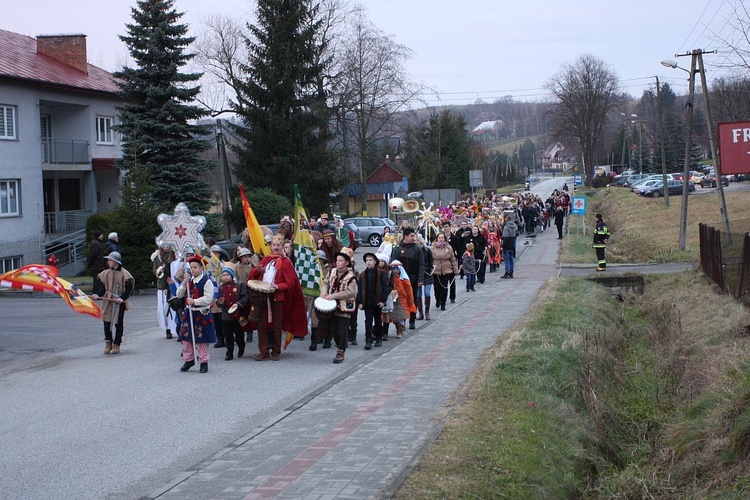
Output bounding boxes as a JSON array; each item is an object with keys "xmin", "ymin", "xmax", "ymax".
[
  {"xmin": 314, "ymin": 297, "xmax": 337, "ymax": 321},
  {"xmin": 247, "ymin": 280, "xmax": 274, "ymax": 306},
  {"xmin": 228, "ymin": 303, "xmax": 253, "ymax": 331}
]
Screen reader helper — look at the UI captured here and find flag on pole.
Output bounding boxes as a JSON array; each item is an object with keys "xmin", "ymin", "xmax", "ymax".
[
  {"xmin": 0, "ymin": 265, "xmax": 101, "ymax": 318},
  {"xmin": 239, "ymin": 184, "xmax": 270, "ymax": 257},
  {"xmin": 293, "ymin": 185, "xmax": 322, "ymax": 297}
]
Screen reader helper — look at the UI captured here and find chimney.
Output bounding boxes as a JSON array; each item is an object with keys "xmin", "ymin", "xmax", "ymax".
[{"xmin": 37, "ymin": 34, "xmax": 88, "ymax": 74}]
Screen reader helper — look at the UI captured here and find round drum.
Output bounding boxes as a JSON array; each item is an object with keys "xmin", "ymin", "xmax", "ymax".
[
  {"xmin": 314, "ymin": 297, "xmax": 337, "ymax": 321},
  {"xmin": 247, "ymin": 280, "xmax": 273, "ymax": 306},
  {"xmin": 229, "ymin": 303, "xmax": 254, "ymax": 332}
]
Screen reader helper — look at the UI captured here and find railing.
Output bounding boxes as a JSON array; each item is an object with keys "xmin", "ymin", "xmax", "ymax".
[
  {"xmin": 44, "ymin": 210, "xmax": 91, "ymax": 236},
  {"xmin": 44, "ymin": 229, "xmax": 87, "ymax": 269},
  {"xmin": 41, "ymin": 138, "xmax": 89, "ymax": 164},
  {"xmin": 699, "ymin": 221, "xmax": 750, "ymax": 309}
]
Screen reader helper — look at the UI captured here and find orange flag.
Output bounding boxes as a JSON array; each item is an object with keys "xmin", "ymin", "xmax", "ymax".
[{"xmin": 239, "ymin": 184, "xmax": 271, "ymax": 257}]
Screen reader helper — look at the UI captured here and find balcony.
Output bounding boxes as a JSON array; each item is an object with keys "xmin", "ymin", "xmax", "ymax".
[
  {"xmin": 44, "ymin": 209, "xmax": 91, "ymax": 238},
  {"xmin": 42, "ymin": 138, "xmax": 89, "ymax": 165}
]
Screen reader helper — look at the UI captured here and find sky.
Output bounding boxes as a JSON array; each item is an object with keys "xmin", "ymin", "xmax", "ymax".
[{"xmin": 6, "ymin": 0, "xmax": 743, "ymax": 107}]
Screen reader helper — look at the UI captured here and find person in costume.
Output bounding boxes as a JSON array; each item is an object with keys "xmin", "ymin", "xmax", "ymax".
[
  {"xmin": 320, "ymin": 228, "xmax": 344, "ymax": 264},
  {"xmin": 309, "ymin": 250, "xmax": 331, "ymax": 352},
  {"xmin": 357, "ymin": 252, "xmax": 390, "ymax": 350},
  {"xmin": 387, "ymin": 260, "xmax": 417, "ymax": 339},
  {"xmin": 91, "ymin": 252, "xmax": 134, "ymax": 355},
  {"xmin": 176, "ymin": 255, "xmax": 217, "ymax": 373},
  {"xmin": 248, "ymin": 234, "xmax": 308, "ymax": 361},
  {"xmin": 319, "ymin": 251, "xmax": 358, "ymax": 363},
  {"xmin": 217, "ymin": 266, "xmax": 247, "ymax": 360},
  {"xmin": 152, "ymin": 245, "xmax": 175, "ymax": 339},
  {"xmin": 208, "ymin": 245, "xmax": 229, "ymax": 349}
]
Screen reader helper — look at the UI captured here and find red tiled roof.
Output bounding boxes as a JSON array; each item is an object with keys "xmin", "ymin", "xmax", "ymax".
[{"xmin": 0, "ymin": 29, "xmax": 120, "ymax": 95}]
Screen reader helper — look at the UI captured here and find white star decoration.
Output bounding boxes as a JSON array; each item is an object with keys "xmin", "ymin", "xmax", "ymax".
[{"xmin": 155, "ymin": 203, "xmax": 206, "ymax": 260}]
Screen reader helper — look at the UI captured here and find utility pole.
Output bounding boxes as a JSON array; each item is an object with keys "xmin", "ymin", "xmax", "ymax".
[
  {"xmin": 695, "ymin": 51, "xmax": 732, "ymax": 243},
  {"xmin": 215, "ymin": 119, "xmax": 233, "ymax": 239},
  {"xmin": 678, "ymin": 52, "xmax": 697, "ymax": 251},
  {"xmin": 656, "ymin": 76, "xmax": 669, "ymax": 207}
]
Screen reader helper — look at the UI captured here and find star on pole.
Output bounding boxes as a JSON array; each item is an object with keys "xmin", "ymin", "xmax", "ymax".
[{"xmin": 155, "ymin": 203, "xmax": 206, "ymax": 260}]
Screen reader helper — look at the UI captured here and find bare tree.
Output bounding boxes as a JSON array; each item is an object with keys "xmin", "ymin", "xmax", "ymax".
[
  {"xmin": 333, "ymin": 6, "xmax": 428, "ymax": 213},
  {"xmin": 709, "ymin": 0, "xmax": 750, "ymax": 71},
  {"xmin": 546, "ymin": 55, "xmax": 620, "ymax": 187}
]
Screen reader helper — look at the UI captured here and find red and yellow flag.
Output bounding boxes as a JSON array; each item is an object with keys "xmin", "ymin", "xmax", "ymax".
[
  {"xmin": 0, "ymin": 265, "xmax": 101, "ymax": 318},
  {"xmin": 239, "ymin": 184, "xmax": 271, "ymax": 257}
]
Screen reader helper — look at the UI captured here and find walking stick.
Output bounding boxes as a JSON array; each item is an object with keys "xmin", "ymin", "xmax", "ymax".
[{"xmin": 184, "ymin": 271, "xmax": 199, "ymax": 370}]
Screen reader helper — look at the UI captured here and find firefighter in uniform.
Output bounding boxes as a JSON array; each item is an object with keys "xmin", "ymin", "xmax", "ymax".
[{"xmin": 593, "ymin": 213, "xmax": 610, "ymax": 271}]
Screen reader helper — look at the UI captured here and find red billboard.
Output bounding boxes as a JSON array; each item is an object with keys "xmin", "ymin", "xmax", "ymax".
[{"xmin": 718, "ymin": 121, "xmax": 750, "ymax": 175}]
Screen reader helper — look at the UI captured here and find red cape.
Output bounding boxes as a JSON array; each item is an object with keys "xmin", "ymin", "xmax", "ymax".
[{"xmin": 250, "ymin": 255, "xmax": 308, "ymax": 338}]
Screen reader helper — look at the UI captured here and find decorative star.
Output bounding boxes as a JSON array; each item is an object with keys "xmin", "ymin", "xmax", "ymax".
[{"xmin": 155, "ymin": 203, "xmax": 206, "ymax": 260}]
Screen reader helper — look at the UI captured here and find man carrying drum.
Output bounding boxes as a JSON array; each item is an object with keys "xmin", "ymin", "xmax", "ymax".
[
  {"xmin": 248, "ymin": 234, "xmax": 307, "ymax": 361},
  {"xmin": 319, "ymin": 251, "xmax": 358, "ymax": 364}
]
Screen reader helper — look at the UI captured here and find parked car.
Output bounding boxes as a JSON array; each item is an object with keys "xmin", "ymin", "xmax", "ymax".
[
  {"xmin": 690, "ymin": 172, "xmax": 705, "ymax": 184},
  {"xmin": 607, "ymin": 177, "xmax": 630, "ymax": 187},
  {"xmin": 632, "ymin": 179, "xmax": 662, "ymax": 194},
  {"xmin": 639, "ymin": 179, "xmax": 695, "ymax": 197},
  {"xmin": 343, "ymin": 217, "xmax": 397, "ymax": 246},
  {"xmin": 623, "ymin": 174, "xmax": 650, "ymax": 187},
  {"xmin": 700, "ymin": 174, "xmax": 729, "ymax": 188}
]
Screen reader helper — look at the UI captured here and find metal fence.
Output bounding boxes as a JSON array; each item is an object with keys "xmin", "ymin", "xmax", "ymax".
[{"xmin": 699, "ymin": 220, "xmax": 750, "ymax": 308}]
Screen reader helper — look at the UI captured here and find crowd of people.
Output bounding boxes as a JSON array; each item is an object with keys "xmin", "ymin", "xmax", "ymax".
[{"xmin": 87, "ymin": 184, "xmax": 594, "ymax": 371}]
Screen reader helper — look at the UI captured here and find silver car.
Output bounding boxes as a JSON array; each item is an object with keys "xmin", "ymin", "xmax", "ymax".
[{"xmin": 343, "ymin": 217, "xmax": 397, "ymax": 246}]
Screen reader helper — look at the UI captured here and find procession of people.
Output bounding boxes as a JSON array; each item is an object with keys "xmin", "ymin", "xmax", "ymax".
[{"xmin": 87, "ymin": 183, "xmax": 585, "ymax": 370}]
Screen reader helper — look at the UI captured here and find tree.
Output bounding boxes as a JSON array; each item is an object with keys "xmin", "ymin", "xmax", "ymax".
[
  {"xmin": 333, "ymin": 7, "xmax": 427, "ymax": 212},
  {"xmin": 231, "ymin": 0, "xmax": 334, "ymax": 215},
  {"xmin": 546, "ymin": 55, "xmax": 621, "ymax": 187},
  {"xmin": 709, "ymin": 0, "xmax": 750, "ymax": 72},
  {"xmin": 115, "ymin": 0, "xmax": 213, "ymax": 213},
  {"xmin": 405, "ymin": 110, "xmax": 473, "ymax": 192}
]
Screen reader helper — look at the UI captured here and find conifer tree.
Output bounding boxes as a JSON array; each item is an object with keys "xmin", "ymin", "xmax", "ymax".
[
  {"xmin": 231, "ymin": 0, "xmax": 333, "ymax": 213},
  {"xmin": 115, "ymin": 0, "xmax": 212, "ymax": 213}
]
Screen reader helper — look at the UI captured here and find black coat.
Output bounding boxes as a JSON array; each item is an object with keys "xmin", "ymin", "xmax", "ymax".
[{"xmin": 88, "ymin": 238, "xmax": 106, "ymax": 272}]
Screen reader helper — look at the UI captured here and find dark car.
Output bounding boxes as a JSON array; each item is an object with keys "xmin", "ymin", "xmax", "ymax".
[
  {"xmin": 639, "ymin": 179, "xmax": 695, "ymax": 197},
  {"xmin": 344, "ymin": 217, "xmax": 397, "ymax": 246},
  {"xmin": 700, "ymin": 174, "xmax": 729, "ymax": 188},
  {"xmin": 606, "ymin": 177, "xmax": 630, "ymax": 187}
]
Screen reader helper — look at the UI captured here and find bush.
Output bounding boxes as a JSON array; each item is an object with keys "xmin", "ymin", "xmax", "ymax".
[
  {"xmin": 107, "ymin": 205, "xmax": 161, "ymax": 289},
  {"xmin": 592, "ymin": 173, "xmax": 616, "ymax": 188}
]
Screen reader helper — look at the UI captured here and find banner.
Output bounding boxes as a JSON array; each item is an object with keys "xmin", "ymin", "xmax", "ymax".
[
  {"xmin": 0, "ymin": 265, "xmax": 101, "ymax": 318},
  {"xmin": 293, "ymin": 185, "xmax": 322, "ymax": 297},
  {"xmin": 239, "ymin": 184, "xmax": 270, "ymax": 257}
]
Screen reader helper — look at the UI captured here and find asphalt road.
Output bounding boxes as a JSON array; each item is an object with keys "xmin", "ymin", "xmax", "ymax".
[{"xmin": 0, "ymin": 290, "xmax": 408, "ymax": 499}]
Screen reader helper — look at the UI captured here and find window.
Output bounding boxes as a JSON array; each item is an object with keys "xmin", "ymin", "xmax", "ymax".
[
  {"xmin": 1, "ymin": 256, "xmax": 22, "ymax": 273},
  {"xmin": 0, "ymin": 179, "xmax": 20, "ymax": 216},
  {"xmin": 0, "ymin": 105, "xmax": 17, "ymax": 139},
  {"xmin": 96, "ymin": 116, "xmax": 113, "ymax": 144}
]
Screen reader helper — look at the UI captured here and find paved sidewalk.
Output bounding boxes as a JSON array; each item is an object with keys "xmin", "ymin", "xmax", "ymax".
[{"xmin": 148, "ymin": 231, "xmax": 560, "ymax": 499}]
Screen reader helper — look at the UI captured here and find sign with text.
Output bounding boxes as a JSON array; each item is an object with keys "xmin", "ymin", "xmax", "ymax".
[
  {"xmin": 718, "ymin": 121, "xmax": 750, "ymax": 175},
  {"xmin": 574, "ymin": 174, "xmax": 583, "ymax": 186},
  {"xmin": 571, "ymin": 197, "xmax": 586, "ymax": 215}
]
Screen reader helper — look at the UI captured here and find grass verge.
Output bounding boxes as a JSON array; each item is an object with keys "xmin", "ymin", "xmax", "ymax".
[{"xmin": 396, "ymin": 270, "xmax": 750, "ymax": 498}]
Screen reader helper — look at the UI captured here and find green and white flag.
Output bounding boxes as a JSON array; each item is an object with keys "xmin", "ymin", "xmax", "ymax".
[{"xmin": 293, "ymin": 185, "xmax": 322, "ymax": 297}]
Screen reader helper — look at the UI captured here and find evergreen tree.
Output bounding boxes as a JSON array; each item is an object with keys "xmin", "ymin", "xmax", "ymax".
[
  {"xmin": 115, "ymin": 0, "xmax": 212, "ymax": 213},
  {"xmin": 232, "ymin": 0, "xmax": 333, "ymax": 214},
  {"xmin": 408, "ymin": 111, "xmax": 473, "ymax": 192}
]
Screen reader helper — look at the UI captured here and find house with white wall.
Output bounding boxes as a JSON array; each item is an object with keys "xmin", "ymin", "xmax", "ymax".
[{"xmin": 0, "ymin": 29, "xmax": 122, "ymax": 274}]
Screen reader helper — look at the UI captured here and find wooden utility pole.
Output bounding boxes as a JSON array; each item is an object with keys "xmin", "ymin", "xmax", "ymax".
[
  {"xmin": 215, "ymin": 119, "xmax": 233, "ymax": 239},
  {"xmin": 678, "ymin": 52, "xmax": 697, "ymax": 251}
]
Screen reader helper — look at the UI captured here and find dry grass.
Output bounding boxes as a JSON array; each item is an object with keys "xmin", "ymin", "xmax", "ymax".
[{"xmin": 561, "ymin": 184, "xmax": 750, "ymax": 264}]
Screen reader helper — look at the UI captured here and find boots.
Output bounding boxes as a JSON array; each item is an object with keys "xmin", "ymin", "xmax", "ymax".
[
  {"xmin": 396, "ymin": 323, "xmax": 405, "ymax": 339},
  {"xmin": 199, "ymin": 362, "xmax": 208, "ymax": 373},
  {"xmin": 165, "ymin": 329, "xmax": 173, "ymax": 339},
  {"xmin": 104, "ymin": 341, "xmax": 112, "ymax": 355},
  {"xmin": 180, "ymin": 360, "xmax": 195, "ymax": 372},
  {"xmin": 416, "ymin": 300, "xmax": 424, "ymax": 320},
  {"xmin": 333, "ymin": 349, "xmax": 345, "ymax": 364},
  {"xmin": 111, "ymin": 343, "xmax": 120, "ymax": 354},
  {"xmin": 424, "ymin": 297, "xmax": 431, "ymax": 320},
  {"xmin": 309, "ymin": 328, "xmax": 318, "ymax": 351}
]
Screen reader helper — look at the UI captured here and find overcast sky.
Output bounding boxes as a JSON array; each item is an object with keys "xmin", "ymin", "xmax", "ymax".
[{"xmin": 6, "ymin": 0, "xmax": 742, "ymax": 106}]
